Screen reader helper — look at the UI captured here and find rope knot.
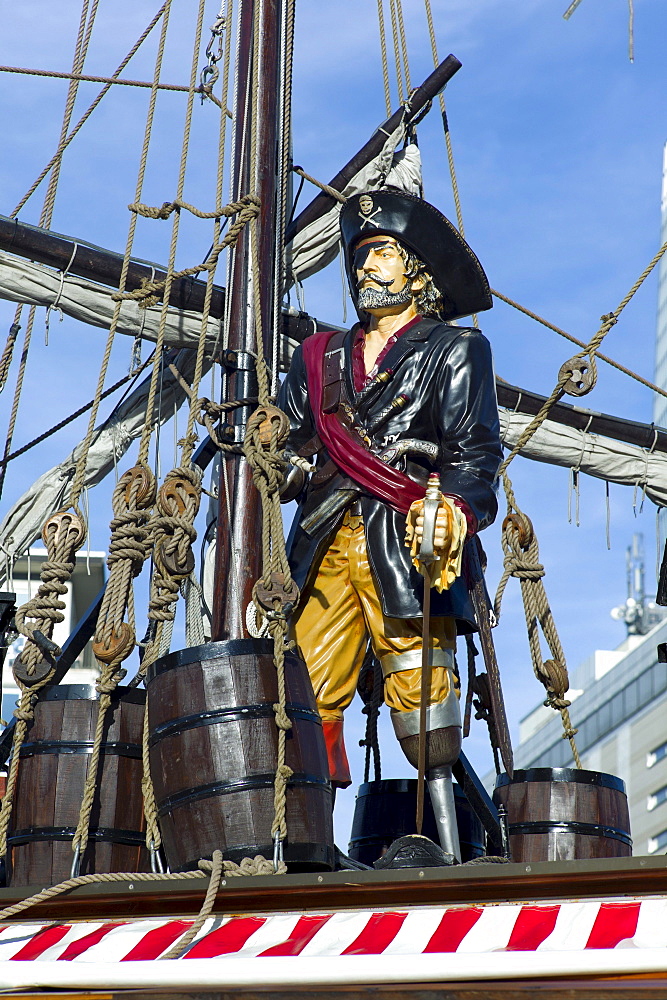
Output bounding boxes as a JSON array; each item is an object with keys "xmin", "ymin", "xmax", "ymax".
[
  {"xmin": 13, "ymin": 703, "xmax": 36, "ymax": 723},
  {"xmin": 272, "ymin": 703, "xmax": 292, "ymax": 731},
  {"xmin": 275, "ymin": 763, "xmax": 293, "ymax": 784}
]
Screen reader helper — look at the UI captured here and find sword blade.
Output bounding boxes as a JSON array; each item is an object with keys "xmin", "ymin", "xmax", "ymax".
[{"xmin": 416, "ymin": 563, "xmax": 432, "ymax": 834}]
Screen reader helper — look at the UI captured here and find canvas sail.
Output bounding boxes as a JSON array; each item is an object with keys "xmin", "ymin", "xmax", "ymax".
[{"xmin": 500, "ymin": 409, "xmax": 667, "ymax": 507}]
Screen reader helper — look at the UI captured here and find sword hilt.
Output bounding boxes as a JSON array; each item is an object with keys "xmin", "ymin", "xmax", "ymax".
[{"xmin": 419, "ymin": 472, "xmax": 442, "ymax": 567}]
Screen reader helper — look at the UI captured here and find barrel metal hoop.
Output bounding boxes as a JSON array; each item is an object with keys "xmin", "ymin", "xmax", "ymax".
[
  {"xmin": 508, "ymin": 820, "xmax": 633, "ymax": 847},
  {"xmin": 8, "ymin": 825, "xmax": 146, "ymax": 847},
  {"xmin": 35, "ymin": 684, "xmax": 146, "ymax": 706},
  {"xmin": 149, "ymin": 703, "xmax": 321, "ymax": 747},
  {"xmin": 157, "ymin": 771, "xmax": 331, "ymax": 817},
  {"xmin": 18, "ymin": 740, "xmax": 142, "ymax": 759},
  {"xmin": 175, "ymin": 841, "xmax": 335, "ymax": 875},
  {"xmin": 146, "ymin": 638, "xmax": 274, "ymax": 684},
  {"xmin": 495, "ymin": 768, "xmax": 626, "ymax": 793}
]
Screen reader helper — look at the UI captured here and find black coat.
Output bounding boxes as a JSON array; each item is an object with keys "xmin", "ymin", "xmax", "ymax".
[{"xmin": 278, "ymin": 317, "xmax": 503, "ymax": 631}]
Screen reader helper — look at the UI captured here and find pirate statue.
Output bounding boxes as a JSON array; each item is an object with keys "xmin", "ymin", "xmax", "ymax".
[{"xmin": 278, "ymin": 188, "xmax": 502, "ymax": 862}]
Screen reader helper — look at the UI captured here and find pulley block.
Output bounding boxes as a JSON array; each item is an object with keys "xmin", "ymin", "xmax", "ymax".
[
  {"xmin": 41, "ymin": 510, "xmax": 86, "ymax": 553},
  {"xmin": 120, "ymin": 465, "xmax": 156, "ymax": 510},
  {"xmin": 157, "ymin": 475, "xmax": 200, "ymax": 516},
  {"xmin": 558, "ymin": 355, "xmax": 595, "ymax": 397},
  {"xmin": 155, "ymin": 539, "xmax": 195, "ymax": 580},
  {"xmin": 253, "ymin": 572, "xmax": 299, "ymax": 617},
  {"xmin": 92, "ymin": 622, "xmax": 135, "ymax": 665},
  {"xmin": 501, "ymin": 513, "xmax": 533, "ymax": 550},
  {"xmin": 254, "ymin": 405, "xmax": 290, "ymax": 449}
]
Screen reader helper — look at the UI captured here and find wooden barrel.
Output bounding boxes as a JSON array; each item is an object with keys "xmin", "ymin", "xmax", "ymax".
[
  {"xmin": 8, "ymin": 684, "xmax": 148, "ymax": 886},
  {"xmin": 146, "ymin": 639, "xmax": 334, "ymax": 872},
  {"xmin": 348, "ymin": 778, "xmax": 484, "ymax": 866},
  {"xmin": 493, "ymin": 767, "xmax": 632, "ymax": 862}
]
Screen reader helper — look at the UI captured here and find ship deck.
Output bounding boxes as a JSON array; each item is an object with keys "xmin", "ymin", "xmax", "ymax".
[{"xmin": 0, "ymin": 854, "xmax": 665, "ymax": 922}]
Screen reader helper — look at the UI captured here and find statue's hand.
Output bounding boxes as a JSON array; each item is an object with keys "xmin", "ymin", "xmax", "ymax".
[
  {"xmin": 404, "ymin": 496, "xmax": 468, "ymax": 592},
  {"xmin": 412, "ymin": 501, "xmax": 453, "ymax": 556}
]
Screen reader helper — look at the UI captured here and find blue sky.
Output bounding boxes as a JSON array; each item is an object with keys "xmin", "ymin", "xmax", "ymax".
[{"xmin": 1, "ymin": 0, "xmax": 667, "ymax": 845}]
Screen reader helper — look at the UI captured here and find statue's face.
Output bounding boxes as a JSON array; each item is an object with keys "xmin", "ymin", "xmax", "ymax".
[{"xmin": 354, "ymin": 236, "xmax": 409, "ymax": 298}]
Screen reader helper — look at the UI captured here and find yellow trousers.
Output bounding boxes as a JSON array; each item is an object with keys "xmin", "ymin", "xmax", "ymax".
[{"xmin": 292, "ymin": 514, "xmax": 458, "ymax": 784}]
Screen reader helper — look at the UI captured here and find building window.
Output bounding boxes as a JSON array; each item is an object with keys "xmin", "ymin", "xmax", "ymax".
[
  {"xmin": 647, "ymin": 829, "xmax": 667, "ymax": 854},
  {"xmin": 647, "ymin": 786, "xmax": 667, "ymax": 811},
  {"xmin": 647, "ymin": 741, "xmax": 667, "ymax": 768}
]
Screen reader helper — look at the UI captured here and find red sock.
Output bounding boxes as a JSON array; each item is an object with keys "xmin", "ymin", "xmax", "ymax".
[{"xmin": 322, "ymin": 719, "xmax": 352, "ymax": 788}]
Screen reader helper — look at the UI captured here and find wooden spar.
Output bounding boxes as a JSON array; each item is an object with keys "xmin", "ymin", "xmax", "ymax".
[
  {"xmin": 496, "ymin": 381, "xmax": 667, "ymax": 455},
  {"xmin": 212, "ymin": 0, "xmax": 283, "ymax": 640},
  {"xmin": 0, "ymin": 214, "xmax": 226, "ymax": 319},
  {"xmin": 283, "ymin": 54, "xmax": 462, "ymax": 244},
  {"xmin": 0, "ymin": 216, "xmax": 338, "ymax": 349}
]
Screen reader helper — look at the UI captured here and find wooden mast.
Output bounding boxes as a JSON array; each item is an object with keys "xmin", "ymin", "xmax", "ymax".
[{"xmin": 212, "ymin": 0, "xmax": 283, "ymax": 640}]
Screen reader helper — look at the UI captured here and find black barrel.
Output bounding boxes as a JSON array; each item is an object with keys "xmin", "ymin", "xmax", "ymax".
[
  {"xmin": 494, "ymin": 767, "xmax": 632, "ymax": 862},
  {"xmin": 146, "ymin": 639, "xmax": 334, "ymax": 872},
  {"xmin": 8, "ymin": 684, "xmax": 148, "ymax": 886},
  {"xmin": 348, "ymin": 778, "xmax": 484, "ymax": 866}
]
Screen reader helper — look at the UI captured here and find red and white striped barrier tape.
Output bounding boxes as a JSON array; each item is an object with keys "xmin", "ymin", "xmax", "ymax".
[{"xmin": 1, "ymin": 897, "xmax": 666, "ymax": 963}]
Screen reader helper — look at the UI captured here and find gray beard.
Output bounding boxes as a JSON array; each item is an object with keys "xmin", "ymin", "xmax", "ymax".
[{"xmin": 357, "ymin": 283, "xmax": 413, "ymax": 311}]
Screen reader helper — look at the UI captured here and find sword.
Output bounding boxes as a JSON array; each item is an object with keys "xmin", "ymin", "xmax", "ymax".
[
  {"xmin": 415, "ymin": 472, "xmax": 441, "ymax": 834},
  {"xmin": 300, "ymin": 439, "xmax": 438, "ymax": 536},
  {"xmin": 463, "ymin": 536, "xmax": 514, "ymax": 777}
]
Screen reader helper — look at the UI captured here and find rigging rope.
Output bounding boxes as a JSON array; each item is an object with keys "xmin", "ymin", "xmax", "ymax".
[
  {"xmin": 0, "ymin": 356, "xmax": 153, "ymax": 467},
  {"xmin": 239, "ymin": 0, "xmax": 299, "ymax": 866},
  {"xmin": 291, "ymin": 165, "xmax": 346, "ymax": 203},
  {"xmin": 0, "ymin": 3, "xmax": 110, "ymax": 857},
  {"xmin": 393, "ymin": 0, "xmax": 411, "ymax": 94},
  {"xmin": 10, "ymin": 4, "xmax": 169, "ymax": 220},
  {"xmin": 376, "ymin": 0, "xmax": 392, "ymax": 116},
  {"xmin": 68, "ymin": 5, "xmax": 172, "ymax": 512},
  {"xmin": 387, "ymin": 0, "xmax": 405, "ymax": 104},
  {"xmin": 497, "ymin": 235, "xmax": 667, "ymax": 477},
  {"xmin": 0, "ymin": 510, "xmax": 86, "ymax": 860},
  {"xmin": 494, "ymin": 474, "xmax": 582, "ymax": 767},
  {"xmin": 492, "ymin": 287, "xmax": 667, "ymax": 401},
  {"xmin": 62, "ymin": 3, "xmax": 175, "ymax": 872},
  {"xmin": 129, "ymin": 0, "xmax": 240, "ymax": 860},
  {"xmin": 0, "ymin": 64, "xmax": 231, "ymax": 111},
  {"xmin": 422, "ymin": 0, "xmax": 475, "ymax": 327},
  {"xmin": 274, "ymin": 0, "xmax": 296, "ymax": 396},
  {"xmin": 0, "ymin": 0, "xmax": 100, "ymax": 499},
  {"xmin": 73, "ymin": 0, "xmax": 213, "ymax": 869}
]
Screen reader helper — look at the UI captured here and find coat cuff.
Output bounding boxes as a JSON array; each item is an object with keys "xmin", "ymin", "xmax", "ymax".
[{"xmin": 444, "ymin": 494, "xmax": 477, "ymax": 536}]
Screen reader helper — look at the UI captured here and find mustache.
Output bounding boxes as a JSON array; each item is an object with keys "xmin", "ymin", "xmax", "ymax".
[{"xmin": 357, "ymin": 275, "xmax": 394, "ymax": 289}]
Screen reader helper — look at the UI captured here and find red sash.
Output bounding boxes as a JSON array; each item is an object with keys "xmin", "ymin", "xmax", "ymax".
[{"xmin": 301, "ymin": 331, "xmax": 424, "ymax": 516}]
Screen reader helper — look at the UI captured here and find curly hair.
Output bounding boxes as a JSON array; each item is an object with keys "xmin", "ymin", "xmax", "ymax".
[{"xmin": 396, "ymin": 243, "xmax": 447, "ymax": 319}]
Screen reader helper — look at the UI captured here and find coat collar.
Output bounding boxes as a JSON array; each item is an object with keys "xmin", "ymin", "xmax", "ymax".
[{"xmin": 342, "ymin": 317, "xmax": 466, "ymax": 402}]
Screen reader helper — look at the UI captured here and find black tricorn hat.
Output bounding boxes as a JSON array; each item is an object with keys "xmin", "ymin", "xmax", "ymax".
[{"xmin": 340, "ymin": 189, "xmax": 492, "ymax": 322}]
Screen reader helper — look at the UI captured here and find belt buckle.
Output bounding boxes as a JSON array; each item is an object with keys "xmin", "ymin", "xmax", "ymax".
[{"xmin": 343, "ymin": 499, "xmax": 363, "ymax": 529}]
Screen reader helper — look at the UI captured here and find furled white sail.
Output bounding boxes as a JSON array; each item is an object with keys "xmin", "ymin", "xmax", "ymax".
[
  {"xmin": 0, "ymin": 349, "xmax": 209, "ymax": 574},
  {"xmin": 0, "ymin": 251, "xmax": 222, "ymax": 353},
  {"xmin": 0, "ymin": 251, "xmax": 305, "ymax": 372},
  {"xmin": 288, "ymin": 130, "xmax": 422, "ymax": 284},
  {"xmin": 500, "ymin": 409, "xmax": 667, "ymax": 507}
]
